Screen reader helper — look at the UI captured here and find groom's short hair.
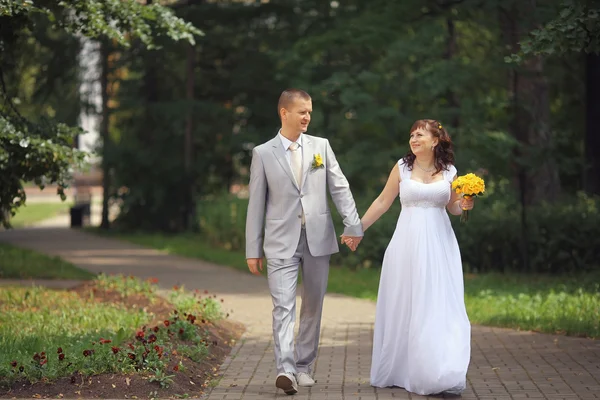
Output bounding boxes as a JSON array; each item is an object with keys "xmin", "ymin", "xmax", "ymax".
[{"xmin": 278, "ymin": 88, "xmax": 311, "ymax": 118}]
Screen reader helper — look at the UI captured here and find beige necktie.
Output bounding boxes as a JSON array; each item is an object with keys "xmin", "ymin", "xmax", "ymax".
[
  {"xmin": 289, "ymin": 142, "xmax": 302, "ymax": 188},
  {"xmin": 289, "ymin": 142, "xmax": 305, "ymax": 224}
]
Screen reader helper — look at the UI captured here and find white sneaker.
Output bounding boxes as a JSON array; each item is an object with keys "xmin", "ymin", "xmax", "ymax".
[
  {"xmin": 296, "ymin": 372, "xmax": 315, "ymax": 387},
  {"xmin": 276, "ymin": 373, "xmax": 298, "ymax": 395}
]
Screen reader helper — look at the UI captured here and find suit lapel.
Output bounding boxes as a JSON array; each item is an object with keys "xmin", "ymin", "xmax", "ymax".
[
  {"xmin": 271, "ymin": 136, "xmax": 299, "ymax": 190},
  {"xmin": 301, "ymin": 135, "xmax": 313, "ymax": 190}
]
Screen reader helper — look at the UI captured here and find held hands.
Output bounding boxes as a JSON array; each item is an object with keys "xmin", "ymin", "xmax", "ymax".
[
  {"xmin": 340, "ymin": 235, "xmax": 362, "ymax": 252},
  {"xmin": 246, "ymin": 258, "xmax": 263, "ymax": 275}
]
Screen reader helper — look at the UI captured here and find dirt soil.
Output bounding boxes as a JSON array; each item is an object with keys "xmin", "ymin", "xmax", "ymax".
[{"xmin": 0, "ymin": 282, "xmax": 245, "ymax": 399}]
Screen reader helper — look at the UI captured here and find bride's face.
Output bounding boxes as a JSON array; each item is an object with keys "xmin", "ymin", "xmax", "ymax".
[{"xmin": 409, "ymin": 128, "xmax": 438, "ymax": 156}]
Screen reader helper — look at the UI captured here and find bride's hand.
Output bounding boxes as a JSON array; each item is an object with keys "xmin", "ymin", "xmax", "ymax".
[{"xmin": 460, "ymin": 197, "xmax": 475, "ymax": 210}]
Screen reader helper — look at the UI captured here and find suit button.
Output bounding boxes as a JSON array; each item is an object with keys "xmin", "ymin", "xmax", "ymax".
[
  {"xmin": 298, "ymin": 215, "xmax": 302, "ymax": 219},
  {"xmin": 300, "ymin": 194, "xmax": 304, "ymax": 198}
]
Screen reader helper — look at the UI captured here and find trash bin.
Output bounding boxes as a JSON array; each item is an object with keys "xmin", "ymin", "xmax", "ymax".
[{"xmin": 70, "ymin": 205, "xmax": 84, "ymax": 228}]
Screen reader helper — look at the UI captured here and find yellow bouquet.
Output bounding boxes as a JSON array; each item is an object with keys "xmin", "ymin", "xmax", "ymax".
[{"xmin": 451, "ymin": 173, "xmax": 485, "ymax": 222}]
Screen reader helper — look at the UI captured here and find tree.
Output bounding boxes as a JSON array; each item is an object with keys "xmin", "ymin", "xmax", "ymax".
[
  {"xmin": 507, "ymin": 0, "xmax": 600, "ymax": 195},
  {"xmin": 0, "ymin": 0, "xmax": 202, "ymax": 228}
]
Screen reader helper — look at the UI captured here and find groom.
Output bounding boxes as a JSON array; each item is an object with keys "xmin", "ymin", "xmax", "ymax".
[{"xmin": 245, "ymin": 88, "xmax": 363, "ymax": 395}]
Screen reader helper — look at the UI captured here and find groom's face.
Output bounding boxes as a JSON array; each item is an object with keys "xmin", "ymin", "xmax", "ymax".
[{"xmin": 283, "ymin": 98, "xmax": 312, "ymax": 133}]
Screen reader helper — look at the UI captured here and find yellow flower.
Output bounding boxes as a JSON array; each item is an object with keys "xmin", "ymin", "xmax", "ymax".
[
  {"xmin": 312, "ymin": 153, "xmax": 324, "ymax": 169},
  {"xmin": 452, "ymin": 173, "xmax": 485, "ymax": 196},
  {"xmin": 451, "ymin": 172, "xmax": 485, "ymax": 223}
]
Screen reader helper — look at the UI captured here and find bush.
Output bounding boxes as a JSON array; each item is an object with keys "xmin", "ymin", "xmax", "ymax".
[
  {"xmin": 197, "ymin": 194, "xmax": 247, "ymax": 251},
  {"xmin": 196, "ymin": 193, "xmax": 600, "ymax": 274}
]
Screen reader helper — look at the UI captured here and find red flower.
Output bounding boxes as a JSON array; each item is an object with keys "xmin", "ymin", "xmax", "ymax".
[
  {"xmin": 173, "ymin": 285, "xmax": 179, "ymax": 290},
  {"xmin": 57, "ymin": 347, "xmax": 63, "ymax": 354},
  {"xmin": 153, "ymin": 326, "xmax": 160, "ymax": 333},
  {"xmin": 148, "ymin": 277, "xmax": 159, "ymax": 284},
  {"xmin": 111, "ymin": 347, "xmax": 120, "ymax": 354},
  {"xmin": 83, "ymin": 350, "xmax": 92, "ymax": 357},
  {"xmin": 33, "ymin": 353, "xmax": 41, "ymax": 361},
  {"xmin": 163, "ymin": 320, "xmax": 170, "ymax": 327},
  {"xmin": 128, "ymin": 353, "xmax": 136, "ymax": 360},
  {"xmin": 40, "ymin": 359, "xmax": 47, "ymax": 366},
  {"xmin": 10, "ymin": 361, "xmax": 17, "ymax": 368},
  {"xmin": 128, "ymin": 343, "xmax": 135, "ymax": 351},
  {"xmin": 99, "ymin": 338, "xmax": 112, "ymax": 344},
  {"xmin": 136, "ymin": 330, "xmax": 145, "ymax": 340},
  {"xmin": 173, "ymin": 364, "xmax": 179, "ymax": 372},
  {"xmin": 186, "ymin": 314, "xmax": 196, "ymax": 324},
  {"xmin": 148, "ymin": 334, "xmax": 157, "ymax": 343},
  {"xmin": 40, "ymin": 352, "xmax": 46, "ymax": 358},
  {"xmin": 179, "ymin": 328, "xmax": 184, "ymax": 335},
  {"xmin": 58, "ymin": 354, "xmax": 65, "ymax": 361}
]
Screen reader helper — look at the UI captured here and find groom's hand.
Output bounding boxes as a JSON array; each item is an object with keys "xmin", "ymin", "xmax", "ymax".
[{"xmin": 247, "ymin": 258, "xmax": 263, "ymax": 275}]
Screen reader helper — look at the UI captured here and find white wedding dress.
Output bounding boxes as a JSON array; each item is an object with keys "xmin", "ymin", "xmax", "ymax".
[{"xmin": 370, "ymin": 160, "xmax": 471, "ymax": 395}]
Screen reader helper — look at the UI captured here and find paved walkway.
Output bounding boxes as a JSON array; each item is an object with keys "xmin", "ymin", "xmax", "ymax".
[{"xmin": 1, "ymin": 214, "xmax": 599, "ymax": 400}]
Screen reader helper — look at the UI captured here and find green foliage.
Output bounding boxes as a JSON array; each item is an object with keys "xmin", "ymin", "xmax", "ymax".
[
  {"xmin": 507, "ymin": 0, "xmax": 600, "ymax": 62},
  {"xmin": 0, "ymin": 276, "xmax": 223, "ymax": 388},
  {"xmin": 0, "ymin": 0, "xmax": 202, "ymax": 228},
  {"xmin": 0, "ymin": 116, "xmax": 86, "ymax": 228},
  {"xmin": 0, "ymin": 242, "xmax": 96, "ymax": 280},
  {"xmin": 195, "ymin": 192, "xmax": 600, "ymax": 274},
  {"xmin": 0, "ymin": 285, "xmax": 152, "ymax": 386},
  {"xmin": 0, "ymin": 0, "xmax": 202, "ymax": 48},
  {"xmin": 95, "ymin": 273, "xmax": 157, "ymax": 299},
  {"xmin": 454, "ymin": 193, "xmax": 600, "ymax": 273},
  {"xmin": 168, "ymin": 286, "xmax": 224, "ymax": 323}
]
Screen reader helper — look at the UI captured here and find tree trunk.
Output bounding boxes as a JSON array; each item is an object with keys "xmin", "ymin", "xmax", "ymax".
[
  {"xmin": 584, "ymin": 53, "xmax": 600, "ymax": 195},
  {"xmin": 445, "ymin": 18, "xmax": 460, "ymax": 129},
  {"xmin": 499, "ymin": 1, "xmax": 560, "ymax": 206},
  {"xmin": 183, "ymin": 43, "xmax": 196, "ymax": 230},
  {"xmin": 100, "ymin": 39, "xmax": 111, "ymax": 230}
]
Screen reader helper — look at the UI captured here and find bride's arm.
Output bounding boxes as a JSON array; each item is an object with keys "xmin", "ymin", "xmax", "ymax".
[{"xmin": 360, "ymin": 164, "xmax": 400, "ymax": 232}]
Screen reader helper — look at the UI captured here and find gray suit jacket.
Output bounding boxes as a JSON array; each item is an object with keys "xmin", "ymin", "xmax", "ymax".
[{"xmin": 245, "ymin": 133, "xmax": 363, "ymax": 260}]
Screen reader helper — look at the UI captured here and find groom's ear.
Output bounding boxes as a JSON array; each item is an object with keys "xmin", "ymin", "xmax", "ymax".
[{"xmin": 279, "ymin": 107, "xmax": 287, "ymax": 120}]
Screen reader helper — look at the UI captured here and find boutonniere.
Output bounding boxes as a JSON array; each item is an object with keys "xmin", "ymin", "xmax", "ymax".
[{"xmin": 312, "ymin": 153, "xmax": 324, "ymax": 170}]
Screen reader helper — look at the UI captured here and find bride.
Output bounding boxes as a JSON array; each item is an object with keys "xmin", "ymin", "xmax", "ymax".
[{"xmin": 344, "ymin": 119, "xmax": 474, "ymax": 395}]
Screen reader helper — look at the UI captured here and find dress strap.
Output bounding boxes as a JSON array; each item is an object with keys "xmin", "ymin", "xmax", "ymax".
[
  {"xmin": 445, "ymin": 164, "xmax": 458, "ymax": 183},
  {"xmin": 398, "ymin": 159, "xmax": 410, "ymax": 181}
]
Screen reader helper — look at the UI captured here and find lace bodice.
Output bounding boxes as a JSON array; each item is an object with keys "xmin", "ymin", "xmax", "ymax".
[{"xmin": 398, "ymin": 160, "xmax": 456, "ymax": 209}]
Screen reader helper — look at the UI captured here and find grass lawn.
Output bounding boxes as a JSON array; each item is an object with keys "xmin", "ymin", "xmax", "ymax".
[
  {"xmin": 92, "ymin": 230, "xmax": 600, "ymax": 338},
  {"xmin": 9, "ymin": 202, "xmax": 72, "ymax": 228},
  {"xmin": 0, "ymin": 242, "xmax": 96, "ymax": 280}
]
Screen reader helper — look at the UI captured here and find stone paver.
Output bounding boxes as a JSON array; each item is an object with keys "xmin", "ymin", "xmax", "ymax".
[{"xmin": 1, "ymin": 215, "xmax": 599, "ymax": 400}]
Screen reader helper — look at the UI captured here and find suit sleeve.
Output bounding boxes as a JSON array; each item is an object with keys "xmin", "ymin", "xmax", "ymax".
[
  {"xmin": 325, "ymin": 139, "xmax": 364, "ymax": 237},
  {"xmin": 245, "ymin": 148, "xmax": 267, "ymax": 258}
]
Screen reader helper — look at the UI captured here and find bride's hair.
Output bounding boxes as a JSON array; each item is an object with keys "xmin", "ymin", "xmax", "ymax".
[{"xmin": 402, "ymin": 119, "xmax": 455, "ymax": 175}]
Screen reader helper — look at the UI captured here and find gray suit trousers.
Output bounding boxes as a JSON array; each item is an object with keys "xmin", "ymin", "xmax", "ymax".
[{"xmin": 267, "ymin": 227, "xmax": 330, "ymax": 375}]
